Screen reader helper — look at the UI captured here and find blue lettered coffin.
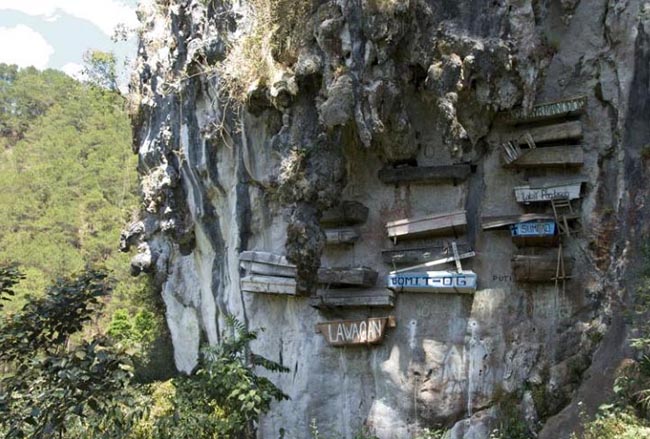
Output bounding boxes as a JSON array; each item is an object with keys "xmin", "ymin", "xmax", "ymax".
[{"xmin": 387, "ymin": 270, "xmax": 477, "ymax": 294}]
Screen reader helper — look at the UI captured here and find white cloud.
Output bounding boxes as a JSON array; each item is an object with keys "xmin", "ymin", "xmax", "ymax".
[
  {"xmin": 0, "ymin": 0, "xmax": 138, "ymax": 36},
  {"xmin": 0, "ymin": 25, "xmax": 54, "ymax": 68},
  {"xmin": 61, "ymin": 62, "xmax": 84, "ymax": 80}
]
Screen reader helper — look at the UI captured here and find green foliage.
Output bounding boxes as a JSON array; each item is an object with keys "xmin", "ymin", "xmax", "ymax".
[
  {"xmin": 0, "ymin": 64, "xmax": 142, "ymax": 313},
  {"xmin": 570, "ymin": 404, "xmax": 650, "ymax": 439},
  {"xmin": 0, "ymin": 264, "xmax": 23, "ymax": 309},
  {"xmin": 0, "ymin": 268, "xmax": 143, "ymax": 439},
  {"xmin": 147, "ymin": 315, "xmax": 289, "ymax": 439},
  {"xmin": 413, "ymin": 428, "xmax": 450, "ymax": 439},
  {"xmin": 82, "ymin": 50, "xmax": 118, "ymax": 91}
]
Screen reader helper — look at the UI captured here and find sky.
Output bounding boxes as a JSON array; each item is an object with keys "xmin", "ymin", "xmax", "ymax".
[{"xmin": 0, "ymin": 0, "xmax": 140, "ymax": 87}]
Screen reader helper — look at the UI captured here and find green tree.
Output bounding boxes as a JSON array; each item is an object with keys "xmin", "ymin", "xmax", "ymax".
[
  {"xmin": 0, "ymin": 268, "xmax": 143, "ymax": 439},
  {"xmin": 82, "ymin": 50, "xmax": 118, "ymax": 91}
]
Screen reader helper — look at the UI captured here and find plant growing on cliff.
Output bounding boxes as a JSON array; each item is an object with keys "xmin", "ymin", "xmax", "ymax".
[
  {"xmin": 148, "ymin": 315, "xmax": 289, "ymax": 439},
  {"xmin": 218, "ymin": 0, "xmax": 311, "ymax": 102}
]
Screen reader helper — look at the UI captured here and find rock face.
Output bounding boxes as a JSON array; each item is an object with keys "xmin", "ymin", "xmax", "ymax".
[{"xmin": 127, "ymin": 0, "xmax": 650, "ymax": 437}]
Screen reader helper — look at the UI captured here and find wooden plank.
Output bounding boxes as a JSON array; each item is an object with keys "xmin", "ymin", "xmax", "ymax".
[
  {"xmin": 325, "ymin": 228, "xmax": 359, "ymax": 245},
  {"xmin": 506, "ymin": 146, "xmax": 584, "ymax": 168},
  {"xmin": 386, "ymin": 210, "xmax": 466, "ymax": 240},
  {"xmin": 482, "ymin": 214, "xmax": 556, "ymax": 230},
  {"xmin": 309, "ymin": 290, "xmax": 395, "ymax": 309},
  {"xmin": 382, "ymin": 240, "xmax": 472, "ymax": 265},
  {"xmin": 514, "ymin": 182, "xmax": 582, "ymax": 203},
  {"xmin": 318, "ymin": 267, "xmax": 378, "ymax": 287},
  {"xmin": 378, "ymin": 164, "xmax": 471, "ymax": 185},
  {"xmin": 315, "ymin": 316, "xmax": 396, "ymax": 346},
  {"xmin": 512, "ymin": 254, "xmax": 574, "ymax": 282},
  {"xmin": 501, "ymin": 96, "xmax": 587, "ymax": 124},
  {"xmin": 387, "ymin": 270, "xmax": 477, "ymax": 294},
  {"xmin": 240, "ymin": 275, "xmax": 298, "ymax": 295},
  {"xmin": 505, "ymin": 121, "xmax": 582, "ymax": 145},
  {"xmin": 321, "ymin": 201, "xmax": 369, "ymax": 226}
]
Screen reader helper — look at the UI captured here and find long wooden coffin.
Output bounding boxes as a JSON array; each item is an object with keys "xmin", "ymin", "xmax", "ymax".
[
  {"xmin": 325, "ymin": 227, "xmax": 359, "ymax": 245},
  {"xmin": 514, "ymin": 181, "xmax": 582, "ymax": 203},
  {"xmin": 321, "ymin": 201, "xmax": 369, "ymax": 226},
  {"xmin": 240, "ymin": 251, "xmax": 377, "ymax": 287},
  {"xmin": 318, "ymin": 267, "xmax": 378, "ymax": 288},
  {"xmin": 240, "ymin": 251, "xmax": 295, "ymax": 278},
  {"xmin": 482, "ymin": 214, "xmax": 557, "ymax": 230},
  {"xmin": 501, "ymin": 96, "xmax": 587, "ymax": 124},
  {"xmin": 382, "ymin": 241, "xmax": 472, "ymax": 265},
  {"xmin": 512, "ymin": 255, "xmax": 574, "ymax": 282},
  {"xmin": 309, "ymin": 289, "xmax": 395, "ymax": 309},
  {"xmin": 315, "ymin": 316, "xmax": 396, "ymax": 346},
  {"xmin": 240, "ymin": 275, "xmax": 298, "ymax": 295},
  {"xmin": 387, "ymin": 270, "xmax": 477, "ymax": 294},
  {"xmin": 510, "ymin": 220, "xmax": 559, "ymax": 247},
  {"xmin": 504, "ymin": 121, "xmax": 582, "ymax": 145},
  {"xmin": 386, "ymin": 210, "xmax": 466, "ymax": 241},
  {"xmin": 505, "ymin": 146, "xmax": 584, "ymax": 168},
  {"xmin": 378, "ymin": 164, "xmax": 471, "ymax": 185}
]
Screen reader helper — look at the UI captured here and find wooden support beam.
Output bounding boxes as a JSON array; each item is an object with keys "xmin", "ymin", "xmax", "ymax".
[
  {"xmin": 378, "ymin": 164, "xmax": 471, "ymax": 185},
  {"xmin": 505, "ymin": 145, "xmax": 584, "ymax": 168},
  {"xmin": 321, "ymin": 201, "xmax": 369, "ymax": 226}
]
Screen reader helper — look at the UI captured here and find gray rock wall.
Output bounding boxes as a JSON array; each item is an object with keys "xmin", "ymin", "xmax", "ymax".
[{"xmin": 125, "ymin": 0, "xmax": 650, "ymax": 437}]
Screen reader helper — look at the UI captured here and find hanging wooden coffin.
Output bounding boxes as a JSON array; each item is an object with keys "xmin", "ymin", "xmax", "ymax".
[
  {"xmin": 240, "ymin": 275, "xmax": 298, "ymax": 295},
  {"xmin": 501, "ymin": 96, "xmax": 587, "ymax": 124},
  {"xmin": 325, "ymin": 227, "xmax": 360, "ymax": 245},
  {"xmin": 315, "ymin": 316, "xmax": 396, "ymax": 346},
  {"xmin": 512, "ymin": 255, "xmax": 574, "ymax": 282},
  {"xmin": 382, "ymin": 240, "xmax": 472, "ymax": 265},
  {"xmin": 239, "ymin": 251, "xmax": 295, "ymax": 278},
  {"xmin": 386, "ymin": 210, "xmax": 466, "ymax": 241},
  {"xmin": 321, "ymin": 201, "xmax": 369, "ymax": 226},
  {"xmin": 514, "ymin": 181, "xmax": 582, "ymax": 204},
  {"xmin": 378, "ymin": 164, "xmax": 471, "ymax": 185},
  {"xmin": 510, "ymin": 220, "xmax": 559, "ymax": 247},
  {"xmin": 387, "ymin": 270, "xmax": 477, "ymax": 294},
  {"xmin": 505, "ymin": 146, "xmax": 584, "ymax": 168},
  {"xmin": 309, "ymin": 289, "xmax": 395, "ymax": 309}
]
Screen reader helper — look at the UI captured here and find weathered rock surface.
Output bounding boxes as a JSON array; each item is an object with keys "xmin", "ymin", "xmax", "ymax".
[{"xmin": 126, "ymin": 0, "xmax": 650, "ymax": 437}]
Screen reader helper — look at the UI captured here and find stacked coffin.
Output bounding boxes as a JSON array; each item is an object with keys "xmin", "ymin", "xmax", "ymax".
[
  {"xmin": 383, "ymin": 210, "xmax": 477, "ymax": 294},
  {"xmin": 239, "ymin": 251, "xmax": 393, "ymax": 307},
  {"xmin": 499, "ymin": 96, "xmax": 586, "ymax": 168}
]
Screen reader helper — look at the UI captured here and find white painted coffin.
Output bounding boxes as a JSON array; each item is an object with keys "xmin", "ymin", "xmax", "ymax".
[
  {"xmin": 386, "ymin": 210, "xmax": 467, "ymax": 240},
  {"xmin": 387, "ymin": 270, "xmax": 477, "ymax": 293}
]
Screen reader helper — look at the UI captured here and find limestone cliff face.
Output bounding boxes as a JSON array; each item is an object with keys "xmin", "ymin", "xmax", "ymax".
[{"xmin": 125, "ymin": 0, "xmax": 650, "ymax": 437}]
